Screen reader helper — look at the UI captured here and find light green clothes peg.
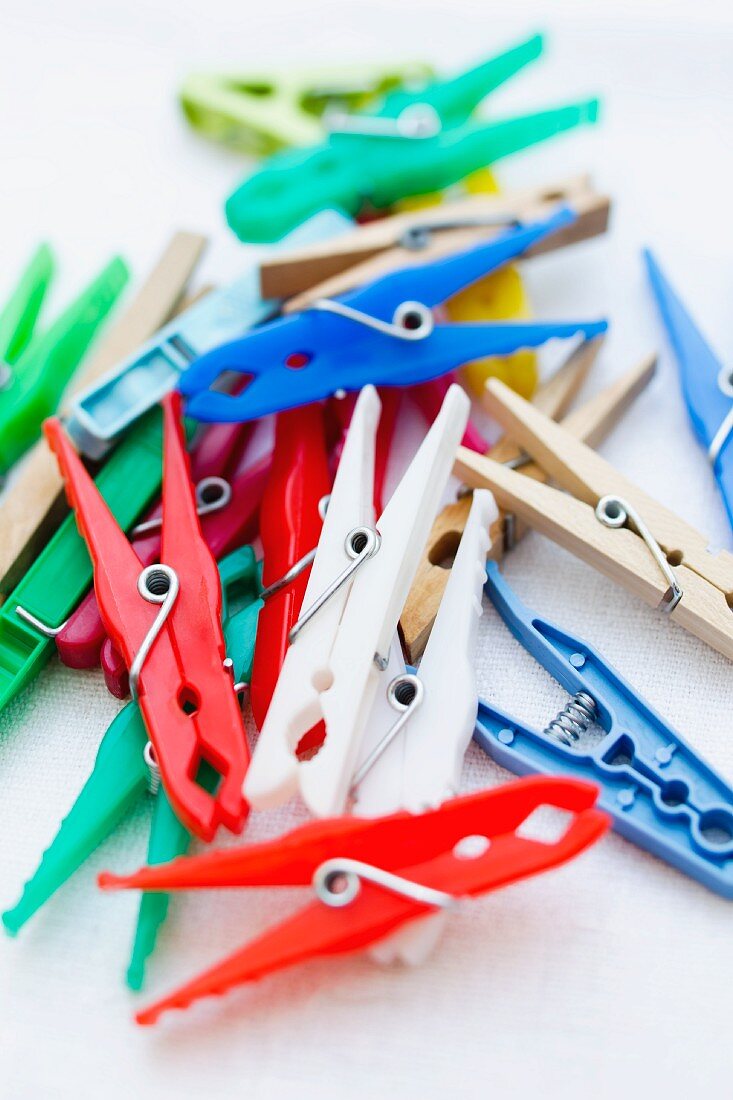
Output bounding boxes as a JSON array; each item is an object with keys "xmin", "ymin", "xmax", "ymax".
[
  {"xmin": 180, "ymin": 62, "xmax": 434, "ymax": 156},
  {"xmin": 0, "ymin": 252, "xmax": 128, "ymax": 474}
]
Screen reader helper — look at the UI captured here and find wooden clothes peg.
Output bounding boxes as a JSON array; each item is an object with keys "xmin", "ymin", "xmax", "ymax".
[
  {"xmin": 456, "ymin": 377, "xmax": 733, "ymax": 661},
  {"xmin": 259, "ymin": 176, "xmax": 610, "ymax": 307},
  {"xmin": 400, "ymin": 342, "xmax": 657, "ymax": 662}
]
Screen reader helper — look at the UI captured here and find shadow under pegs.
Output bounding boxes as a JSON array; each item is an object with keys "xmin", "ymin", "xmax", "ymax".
[{"xmin": 3, "ymin": 546, "xmax": 263, "ymax": 991}]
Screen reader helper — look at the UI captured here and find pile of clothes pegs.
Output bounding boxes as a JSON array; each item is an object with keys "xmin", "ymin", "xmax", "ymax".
[{"xmin": 2, "ymin": 32, "xmax": 733, "ymax": 1028}]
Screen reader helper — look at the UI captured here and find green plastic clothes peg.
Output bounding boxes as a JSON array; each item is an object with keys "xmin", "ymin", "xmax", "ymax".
[
  {"xmin": 180, "ymin": 62, "xmax": 434, "ymax": 155},
  {"xmin": 0, "ymin": 254, "xmax": 128, "ymax": 474},
  {"xmin": 224, "ymin": 34, "xmax": 600, "ymax": 243},
  {"xmin": 0, "ymin": 244, "xmax": 54, "ymax": 366},
  {"xmin": 0, "ymin": 410, "xmax": 168, "ymax": 719},
  {"xmin": 2, "ymin": 546, "xmax": 263, "ymax": 992}
]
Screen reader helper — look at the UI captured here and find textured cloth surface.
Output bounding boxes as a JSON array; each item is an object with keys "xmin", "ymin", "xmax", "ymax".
[{"xmin": 2, "ymin": 5, "xmax": 733, "ymax": 1098}]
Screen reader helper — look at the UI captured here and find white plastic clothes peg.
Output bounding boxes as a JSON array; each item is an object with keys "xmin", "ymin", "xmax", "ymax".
[
  {"xmin": 352, "ymin": 488, "xmax": 496, "ymax": 964},
  {"xmin": 244, "ymin": 382, "xmax": 470, "ymax": 817}
]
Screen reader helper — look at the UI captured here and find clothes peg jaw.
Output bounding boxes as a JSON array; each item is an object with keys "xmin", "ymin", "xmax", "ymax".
[
  {"xmin": 96, "ymin": 777, "xmax": 608, "ymax": 1024},
  {"xmin": 44, "ymin": 394, "xmax": 250, "ymax": 843}
]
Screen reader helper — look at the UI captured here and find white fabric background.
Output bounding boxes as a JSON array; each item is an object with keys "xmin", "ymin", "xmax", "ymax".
[{"xmin": 1, "ymin": 3, "xmax": 733, "ymax": 1097}]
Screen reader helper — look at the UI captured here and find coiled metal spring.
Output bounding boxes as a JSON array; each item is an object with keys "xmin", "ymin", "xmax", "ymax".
[{"xmin": 544, "ymin": 691, "xmax": 597, "ymax": 748}]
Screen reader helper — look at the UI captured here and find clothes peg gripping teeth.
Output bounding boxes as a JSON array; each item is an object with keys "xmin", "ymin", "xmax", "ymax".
[
  {"xmin": 97, "ymin": 776, "xmax": 609, "ymax": 1025},
  {"xmin": 179, "ymin": 208, "xmax": 607, "ymax": 424},
  {"xmin": 44, "ymin": 393, "xmax": 250, "ymax": 843}
]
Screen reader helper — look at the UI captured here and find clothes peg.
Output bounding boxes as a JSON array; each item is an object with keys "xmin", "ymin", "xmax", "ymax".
[
  {"xmin": 0, "ymin": 410, "xmax": 172, "ymax": 718},
  {"xmin": 249, "ymin": 405, "xmax": 331, "ymax": 731},
  {"xmin": 54, "ymin": 416, "xmax": 263, "ymax": 690},
  {"xmin": 98, "ymin": 776, "xmax": 608, "ymax": 1024},
  {"xmin": 180, "ymin": 62, "xmax": 434, "ymax": 154},
  {"xmin": 262, "ymin": 177, "xmax": 610, "ymax": 305},
  {"xmin": 0, "ymin": 244, "xmax": 54, "ymax": 365},
  {"xmin": 244, "ymin": 383, "xmax": 469, "ymax": 817},
  {"xmin": 350, "ymin": 489, "xmax": 495, "ymax": 964},
  {"xmin": 645, "ymin": 249, "xmax": 733, "ymax": 533},
  {"xmin": 2, "ymin": 547, "xmax": 262, "ymax": 987},
  {"xmin": 0, "ymin": 253, "xmax": 128, "ymax": 473},
  {"xmin": 456, "ymin": 379, "xmax": 733, "ymax": 661},
  {"xmin": 402, "ymin": 345, "xmax": 657, "ymax": 661},
  {"xmin": 223, "ymin": 33, "xmax": 599, "ymax": 242},
  {"xmin": 327, "ymin": 387, "xmax": 402, "ymax": 517},
  {"xmin": 179, "ymin": 209, "xmax": 607, "ymax": 423},
  {"xmin": 328, "ymin": 379, "xmax": 487, "ymax": 521},
  {"xmin": 475, "ymin": 563, "xmax": 733, "ymax": 897},
  {"xmin": 45, "ymin": 393, "xmax": 249, "ymax": 842},
  {"xmin": 65, "ymin": 210, "xmax": 352, "ymax": 459},
  {"xmin": 0, "ymin": 232, "xmax": 207, "ymax": 595}
]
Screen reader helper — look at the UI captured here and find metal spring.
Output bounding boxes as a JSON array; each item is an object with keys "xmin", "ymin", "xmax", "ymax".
[
  {"xmin": 143, "ymin": 741, "xmax": 161, "ymax": 795},
  {"xmin": 544, "ymin": 691, "xmax": 597, "ymax": 748}
]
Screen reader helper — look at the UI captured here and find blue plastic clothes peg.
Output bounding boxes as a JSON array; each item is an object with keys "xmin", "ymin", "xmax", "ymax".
[
  {"xmin": 474, "ymin": 561, "xmax": 733, "ymax": 898},
  {"xmin": 644, "ymin": 249, "xmax": 733, "ymax": 534},
  {"xmin": 179, "ymin": 208, "xmax": 608, "ymax": 423}
]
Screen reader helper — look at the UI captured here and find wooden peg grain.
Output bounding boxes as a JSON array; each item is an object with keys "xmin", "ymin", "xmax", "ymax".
[
  {"xmin": 454, "ymin": 447, "xmax": 733, "ymax": 662},
  {"xmin": 483, "ymin": 375, "xmax": 733, "ymax": 599},
  {"xmin": 265, "ymin": 177, "xmax": 610, "ymax": 309}
]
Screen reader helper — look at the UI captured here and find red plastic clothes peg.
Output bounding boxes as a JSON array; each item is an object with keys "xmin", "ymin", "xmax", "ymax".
[
  {"xmin": 327, "ymin": 388, "xmax": 401, "ymax": 518},
  {"xmin": 55, "ymin": 418, "xmax": 262, "ymax": 678},
  {"xmin": 99, "ymin": 455, "xmax": 270, "ymax": 697},
  {"xmin": 98, "ymin": 776, "xmax": 609, "ymax": 1024},
  {"xmin": 412, "ymin": 376, "xmax": 489, "ymax": 453},
  {"xmin": 249, "ymin": 404, "xmax": 331, "ymax": 731},
  {"xmin": 44, "ymin": 392, "xmax": 250, "ymax": 842}
]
